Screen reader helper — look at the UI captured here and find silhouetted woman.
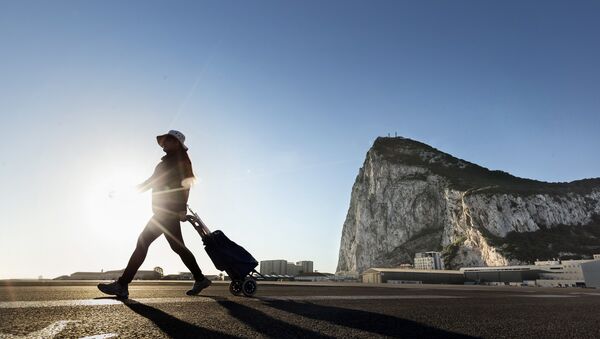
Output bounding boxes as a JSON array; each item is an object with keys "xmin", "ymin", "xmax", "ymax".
[{"xmin": 98, "ymin": 130, "xmax": 211, "ymax": 299}]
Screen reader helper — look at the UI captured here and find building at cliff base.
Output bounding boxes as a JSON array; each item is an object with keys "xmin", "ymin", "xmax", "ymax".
[
  {"xmin": 535, "ymin": 259, "xmax": 600, "ymax": 288},
  {"xmin": 414, "ymin": 252, "xmax": 444, "ymax": 270},
  {"xmin": 361, "ymin": 256, "xmax": 600, "ymax": 288},
  {"xmin": 362, "ymin": 268, "xmax": 464, "ymax": 284}
]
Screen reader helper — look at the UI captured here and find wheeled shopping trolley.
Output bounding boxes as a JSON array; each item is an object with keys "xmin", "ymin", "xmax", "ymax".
[{"xmin": 185, "ymin": 205, "xmax": 265, "ymax": 297}]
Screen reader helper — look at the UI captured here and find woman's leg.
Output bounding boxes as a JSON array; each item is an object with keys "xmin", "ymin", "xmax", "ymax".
[
  {"xmin": 162, "ymin": 216, "xmax": 205, "ymax": 281},
  {"xmin": 117, "ymin": 215, "xmax": 163, "ymax": 285}
]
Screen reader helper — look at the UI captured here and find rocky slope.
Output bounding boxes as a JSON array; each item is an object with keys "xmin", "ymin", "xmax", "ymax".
[{"xmin": 336, "ymin": 137, "xmax": 600, "ymax": 274}]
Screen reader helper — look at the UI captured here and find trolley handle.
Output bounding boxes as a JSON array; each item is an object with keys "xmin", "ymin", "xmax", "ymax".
[{"xmin": 186, "ymin": 204, "xmax": 212, "ymax": 237}]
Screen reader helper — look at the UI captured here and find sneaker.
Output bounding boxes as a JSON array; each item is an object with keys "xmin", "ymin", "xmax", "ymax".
[
  {"xmin": 186, "ymin": 277, "xmax": 212, "ymax": 296},
  {"xmin": 97, "ymin": 281, "xmax": 129, "ymax": 299}
]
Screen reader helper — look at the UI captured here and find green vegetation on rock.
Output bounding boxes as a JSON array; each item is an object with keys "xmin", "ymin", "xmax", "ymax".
[
  {"xmin": 372, "ymin": 137, "xmax": 600, "ymax": 196},
  {"xmin": 480, "ymin": 216, "xmax": 600, "ymax": 263}
]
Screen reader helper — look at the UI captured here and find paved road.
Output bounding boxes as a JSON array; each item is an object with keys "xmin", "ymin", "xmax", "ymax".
[{"xmin": 1, "ymin": 281, "xmax": 600, "ymax": 338}]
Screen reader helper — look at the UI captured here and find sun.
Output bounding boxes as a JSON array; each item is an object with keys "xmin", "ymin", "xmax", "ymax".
[{"xmin": 83, "ymin": 164, "xmax": 152, "ymax": 238}]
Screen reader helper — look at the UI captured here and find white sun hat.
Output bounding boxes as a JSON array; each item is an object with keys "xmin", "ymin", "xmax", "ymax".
[{"xmin": 156, "ymin": 130, "xmax": 188, "ymax": 151}]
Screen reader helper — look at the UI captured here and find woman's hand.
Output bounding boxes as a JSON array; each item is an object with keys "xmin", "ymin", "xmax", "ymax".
[
  {"xmin": 178, "ymin": 211, "xmax": 188, "ymax": 222},
  {"xmin": 136, "ymin": 182, "xmax": 150, "ymax": 193}
]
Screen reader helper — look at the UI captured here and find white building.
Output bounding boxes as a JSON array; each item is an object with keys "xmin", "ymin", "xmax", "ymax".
[
  {"xmin": 356, "ymin": 255, "xmax": 600, "ymax": 288},
  {"xmin": 297, "ymin": 261, "xmax": 314, "ymax": 273},
  {"xmin": 535, "ymin": 258, "xmax": 600, "ymax": 288},
  {"xmin": 456, "ymin": 256, "xmax": 600, "ymax": 288},
  {"xmin": 260, "ymin": 259, "xmax": 314, "ymax": 276},
  {"xmin": 260, "ymin": 260, "xmax": 288, "ymax": 275},
  {"xmin": 414, "ymin": 252, "xmax": 444, "ymax": 270},
  {"xmin": 287, "ymin": 263, "xmax": 301, "ymax": 276}
]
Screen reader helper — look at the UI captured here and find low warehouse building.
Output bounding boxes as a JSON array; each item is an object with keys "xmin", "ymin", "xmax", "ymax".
[
  {"xmin": 362, "ymin": 268, "xmax": 465, "ymax": 284},
  {"xmin": 461, "ymin": 266, "xmax": 544, "ymax": 284}
]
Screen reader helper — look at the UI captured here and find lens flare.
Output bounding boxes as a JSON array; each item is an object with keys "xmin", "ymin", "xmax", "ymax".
[{"xmin": 83, "ymin": 165, "xmax": 152, "ymax": 239}]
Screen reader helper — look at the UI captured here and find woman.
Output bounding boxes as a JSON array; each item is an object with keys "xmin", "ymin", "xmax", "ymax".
[{"xmin": 98, "ymin": 130, "xmax": 211, "ymax": 299}]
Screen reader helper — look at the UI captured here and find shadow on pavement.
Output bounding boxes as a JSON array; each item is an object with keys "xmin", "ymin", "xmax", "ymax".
[
  {"xmin": 207, "ymin": 296, "xmax": 332, "ymax": 338},
  {"xmin": 122, "ymin": 299, "xmax": 237, "ymax": 339},
  {"xmin": 91, "ymin": 296, "xmax": 477, "ymax": 338},
  {"xmin": 262, "ymin": 299, "xmax": 479, "ymax": 338}
]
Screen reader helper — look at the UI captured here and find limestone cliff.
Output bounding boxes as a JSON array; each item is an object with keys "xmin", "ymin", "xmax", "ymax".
[{"xmin": 336, "ymin": 137, "xmax": 600, "ymax": 275}]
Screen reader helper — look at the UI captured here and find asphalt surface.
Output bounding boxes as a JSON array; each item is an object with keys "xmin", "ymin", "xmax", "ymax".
[{"xmin": 1, "ymin": 281, "xmax": 600, "ymax": 338}]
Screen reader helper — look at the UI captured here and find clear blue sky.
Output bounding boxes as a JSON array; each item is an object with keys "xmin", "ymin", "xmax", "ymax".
[{"xmin": 1, "ymin": 1, "xmax": 599, "ymax": 279}]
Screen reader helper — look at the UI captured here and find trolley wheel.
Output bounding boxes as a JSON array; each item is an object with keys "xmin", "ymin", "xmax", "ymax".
[
  {"xmin": 242, "ymin": 278, "xmax": 257, "ymax": 297},
  {"xmin": 229, "ymin": 280, "xmax": 243, "ymax": 296}
]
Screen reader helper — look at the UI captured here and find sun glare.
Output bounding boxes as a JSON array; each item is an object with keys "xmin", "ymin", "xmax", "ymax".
[{"xmin": 83, "ymin": 165, "xmax": 152, "ymax": 239}]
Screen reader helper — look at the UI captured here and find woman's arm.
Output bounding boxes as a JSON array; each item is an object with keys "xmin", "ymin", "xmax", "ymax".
[
  {"xmin": 136, "ymin": 177, "xmax": 152, "ymax": 192},
  {"xmin": 136, "ymin": 164, "xmax": 160, "ymax": 192}
]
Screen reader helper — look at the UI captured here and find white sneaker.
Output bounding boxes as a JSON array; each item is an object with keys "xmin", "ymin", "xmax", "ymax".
[{"xmin": 97, "ymin": 281, "xmax": 129, "ymax": 299}]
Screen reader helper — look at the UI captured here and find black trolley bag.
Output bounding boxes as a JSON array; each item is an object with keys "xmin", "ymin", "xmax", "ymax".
[{"xmin": 185, "ymin": 205, "xmax": 264, "ymax": 297}]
